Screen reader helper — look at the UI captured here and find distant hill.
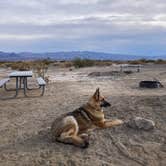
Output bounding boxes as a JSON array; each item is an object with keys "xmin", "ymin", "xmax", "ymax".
[{"xmin": 0, "ymin": 51, "xmax": 165, "ymax": 61}]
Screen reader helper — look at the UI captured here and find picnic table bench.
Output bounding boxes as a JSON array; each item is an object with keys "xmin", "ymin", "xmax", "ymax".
[
  {"xmin": 36, "ymin": 77, "xmax": 46, "ymax": 96},
  {"xmin": 0, "ymin": 71, "xmax": 46, "ymax": 99},
  {"xmin": 0, "ymin": 78, "xmax": 10, "ymax": 88}
]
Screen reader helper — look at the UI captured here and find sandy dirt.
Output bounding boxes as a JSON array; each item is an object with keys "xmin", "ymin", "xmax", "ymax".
[{"xmin": 0, "ymin": 64, "xmax": 166, "ymax": 166}]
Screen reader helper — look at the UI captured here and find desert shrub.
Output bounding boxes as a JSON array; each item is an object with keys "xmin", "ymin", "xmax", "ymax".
[
  {"xmin": 72, "ymin": 57, "xmax": 95, "ymax": 68},
  {"xmin": 127, "ymin": 59, "xmax": 156, "ymax": 64},
  {"xmin": 114, "ymin": 60, "xmax": 127, "ymax": 64},
  {"xmin": 94, "ymin": 60, "xmax": 113, "ymax": 66},
  {"xmin": 0, "ymin": 62, "xmax": 6, "ymax": 67},
  {"xmin": 1, "ymin": 59, "xmax": 53, "ymax": 79},
  {"xmin": 0, "ymin": 62, "xmax": 4, "ymax": 65},
  {"xmin": 128, "ymin": 60, "xmax": 145, "ymax": 65},
  {"xmin": 32, "ymin": 59, "xmax": 52, "ymax": 78},
  {"xmin": 155, "ymin": 59, "xmax": 166, "ymax": 64},
  {"xmin": 145, "ymin": 59, "xmax": 156, "ymax": 63},
  {"xmin": 8, "ymin": 62, "xmax": 31, "ymax": 71},
  {"xmin": 59, "ymin": 61, "xmax": 73, "ymax": 68},
  {"xmin": 0, "ymin": 62, "xmax": 11, "ymax": 68},
  {"xmin": 53, "ymin": 60, "xmax": 113, "ymax": 68},
  {"xmin": 127, "ymin": 59, "xmax": 166, "ymax": 64}
]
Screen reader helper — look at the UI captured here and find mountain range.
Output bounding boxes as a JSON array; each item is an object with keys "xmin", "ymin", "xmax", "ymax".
[{"xmin": 0, "ymin": 51, "xmax": 165, "ymax": 61}]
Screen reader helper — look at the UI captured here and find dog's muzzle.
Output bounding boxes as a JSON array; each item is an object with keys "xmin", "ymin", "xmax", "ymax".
[{"xmin": 100, "ymin": 100, "xmax": 111, "ymax": 107}]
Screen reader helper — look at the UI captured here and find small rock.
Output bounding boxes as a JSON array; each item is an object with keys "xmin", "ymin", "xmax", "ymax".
[{"xmin": 127, "ymin": 117, "xmax": 155, "ymax": 130}]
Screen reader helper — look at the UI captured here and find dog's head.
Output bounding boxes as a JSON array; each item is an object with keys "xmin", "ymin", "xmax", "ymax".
[{"xmin": 89, "ymin": 88, "xmax": 111, "ymax": 108}]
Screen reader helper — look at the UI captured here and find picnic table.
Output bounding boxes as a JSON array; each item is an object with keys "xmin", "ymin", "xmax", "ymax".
[
  {"xmin": 0, "ymin": 71, "xmax": 46, "ymax": 99},
  {"xmin": 9, "ymin": 71, "xmax": 33, "ymax": 97},
  {"xmin": 120, "ymin": 64, "xmax": 142, "ymax": 72}
]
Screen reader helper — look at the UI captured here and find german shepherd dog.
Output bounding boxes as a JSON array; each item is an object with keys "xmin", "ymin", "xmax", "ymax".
[{"xmin": 51, "ymin": 88, "xmax": 123, "ymax": 148}]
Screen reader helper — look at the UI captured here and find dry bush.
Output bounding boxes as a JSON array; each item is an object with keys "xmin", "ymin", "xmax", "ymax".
[
  {"xmin": 0, "ymin": 59, "xmax": 53, "ymax": 79},
  {"xmin": 127, "ymin": 59, "xmax": 156, "ymax": 65},
  {"xmin": 94, "ymin": 60, "xmax": 113, "ymax": 66},
  {"xmin": 154, "ymin": 59, "xmax": 166, "ymax": 64},
  {"xmin": 127, "ymin": 59, "xmax": 166, "ymax": 65},
  {"xmin": 114, "ymin": 60, "xmax": 127, "ymax": 64},
  {"xmin": 57, "ymin": 60, "xmax": 113, "ymax": 68},
  {"xmin": 59, "ymin": 61, "xmax": 73, "ymax": 68},
  {"xmin": 32, "ymin": 59, "xmax": 52, "ymax": 78},
  {"xmin": 72, "ymin": 57, "xmax": 95, "ymax": 68},
  {"xmin": 0, "ymin": 62, "xmax": 6, "ymax": 67},
  {"xmin": 6, "ymin": 61, "xmax": 31, "ymax": 71}
]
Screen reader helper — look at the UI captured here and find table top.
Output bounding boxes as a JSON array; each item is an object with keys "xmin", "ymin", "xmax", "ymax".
[{"xmin": 9, "ymin": 71, "xmax": 33, "ymax": 77}]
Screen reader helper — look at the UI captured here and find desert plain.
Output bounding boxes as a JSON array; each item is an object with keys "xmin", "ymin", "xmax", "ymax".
[{"xmin": 0, "ymin": 63, "xmax": 166, "ymax": 166}]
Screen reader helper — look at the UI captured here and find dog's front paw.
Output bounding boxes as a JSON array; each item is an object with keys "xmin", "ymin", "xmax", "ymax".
[{"xmin": 116, "ymin": 119, "xmax": 124, "ymax": 125}]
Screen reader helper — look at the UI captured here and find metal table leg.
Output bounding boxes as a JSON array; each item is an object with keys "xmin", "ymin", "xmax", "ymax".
[
  {"xmin": 14, "ymin": 77, "xmax": 19, "ymax": 97},
  {"xmin": 40, "ymin": 85, "xmax": 45, "ymax": 96},
  {"xmin": 23, "ymin": 77, "xmax": 28, "ymax": 97},
  {"xmin": 25, "ymin": 77, "xmax": 32, "ymax": 90},
  {"xmin": 19, "ymin": 77, "xmax": 22, "ymax": 89}
]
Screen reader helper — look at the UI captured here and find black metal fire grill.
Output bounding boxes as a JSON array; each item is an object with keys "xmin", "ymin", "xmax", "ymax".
[{"xmin": 139, "ymin": 81, "xmax": 164, "ymax": 88}]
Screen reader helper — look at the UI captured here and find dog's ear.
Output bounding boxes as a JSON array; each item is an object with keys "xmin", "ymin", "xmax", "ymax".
[{"xmin": 93, "ymin": 88, "xmax": 100, "ymax": 101}]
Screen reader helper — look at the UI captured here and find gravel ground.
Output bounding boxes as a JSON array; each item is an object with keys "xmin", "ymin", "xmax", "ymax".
[{"xmin": 0, "ymin": 64, "xmax": 166, "ymax": 166}]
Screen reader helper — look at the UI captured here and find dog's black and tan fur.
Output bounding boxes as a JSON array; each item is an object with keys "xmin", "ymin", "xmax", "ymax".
[{"xmin": 51, "ymin": 88, "xmax": 123, "ymax": 148}]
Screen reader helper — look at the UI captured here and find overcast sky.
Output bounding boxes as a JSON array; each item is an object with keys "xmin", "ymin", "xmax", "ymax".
[{"xmin": 0, "ymin": 0, "xmax": 166, "ymax": 56}]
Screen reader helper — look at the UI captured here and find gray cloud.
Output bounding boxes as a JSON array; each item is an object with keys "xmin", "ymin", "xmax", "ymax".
[{"xmin": 0, "ymin": 0, "xmax": 166, "ymax": 55}]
